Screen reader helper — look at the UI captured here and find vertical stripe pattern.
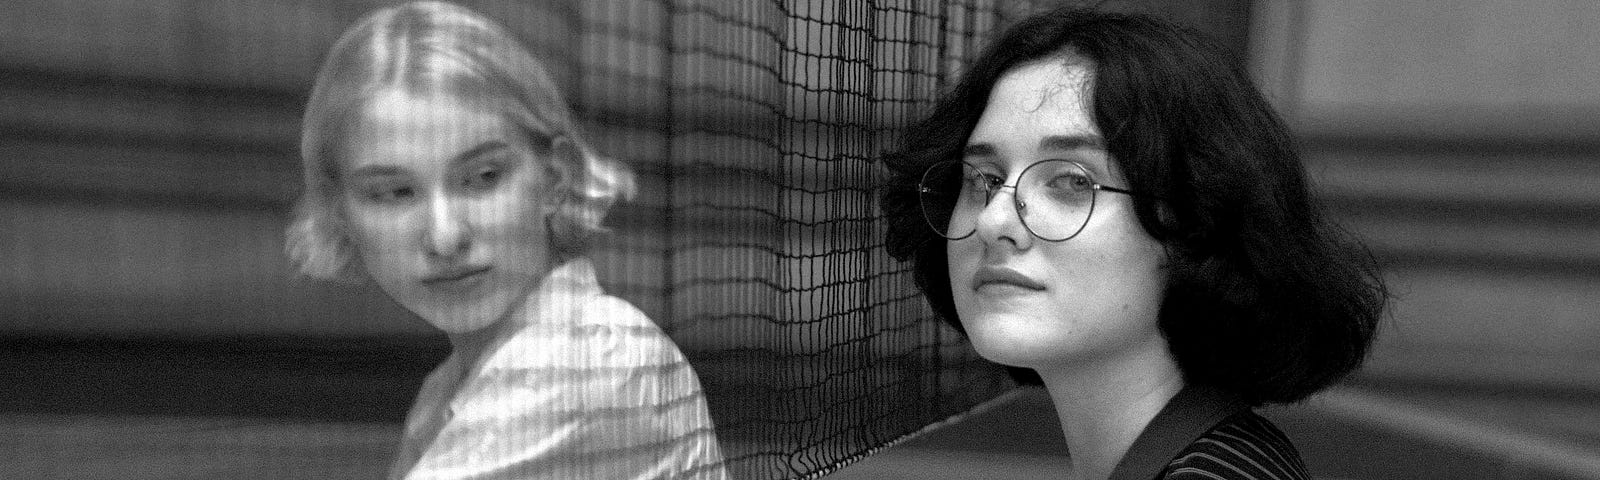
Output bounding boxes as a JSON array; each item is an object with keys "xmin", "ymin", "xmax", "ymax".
[{"xmin": 392, "ymin": 258, "xmax": 728, "ymax": 479}]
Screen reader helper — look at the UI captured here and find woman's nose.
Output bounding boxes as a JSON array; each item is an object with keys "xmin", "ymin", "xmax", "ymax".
[
  {"xmin": 974, "ymin": 185, "xmax": 1031, "ymax": 249},
  {"xmin": 424, "ymin": 193, "xmax": 470, "ymax": 257}
]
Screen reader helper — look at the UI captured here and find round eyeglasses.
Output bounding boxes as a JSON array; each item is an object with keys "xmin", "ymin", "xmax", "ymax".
[{"xmin": 917, "ymin": 159, "xmax": 1141, "ymax": 241}]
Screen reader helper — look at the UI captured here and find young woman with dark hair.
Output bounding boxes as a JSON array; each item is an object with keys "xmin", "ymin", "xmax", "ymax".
[{"xmin": 881, "ymin": 8, "xmax": 1387, "ymax": 480}]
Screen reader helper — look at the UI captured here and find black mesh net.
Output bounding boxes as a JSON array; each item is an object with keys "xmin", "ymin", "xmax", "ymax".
[
  {"xmin": 557, "ymin": 1, "xmax": 1042, "ymax": 477},
  {"xmin": 1, "ymin": 0, "xmax": 1050, "ymax": 478}
]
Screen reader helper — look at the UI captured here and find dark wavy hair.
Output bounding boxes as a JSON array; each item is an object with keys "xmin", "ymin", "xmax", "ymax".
[{"xmin": 881, "ymin": 8, "xmax": 1387, "ymax": 405}]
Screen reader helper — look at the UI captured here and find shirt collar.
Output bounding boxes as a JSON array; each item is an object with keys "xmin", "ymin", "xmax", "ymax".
[
  {"xmin": 1108, "ymin": 383, "xmax": 1249, "ymax": 480},
  {"xmin": 523, "ymin": 257, "xmax": 604, "ymax": 326},
  {"xmin": 436, "ymin": 257, "xmax": 604, "ymax": 412}
]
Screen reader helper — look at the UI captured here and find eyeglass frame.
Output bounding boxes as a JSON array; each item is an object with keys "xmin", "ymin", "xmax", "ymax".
[{"xmin": 916, "ymin": 158, "xmax": 1150, "ymax": 242}]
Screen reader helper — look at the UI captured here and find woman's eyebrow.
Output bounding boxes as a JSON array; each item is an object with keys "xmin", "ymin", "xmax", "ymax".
[
  {"xmin": 962, "ymin": 143, "xmax": 997, "ymax": 157},
  {"xmin": 347, "ymin": 164, "xmax": 406, "ymax": 180},
  {"xmin": 1039, "ymin": 134, "xmax": 1104, "ymax": 151},
  {"xmin": 449, "ymin": 140, "xmax": 510, "ymax": 166},
  {"xmin": 1039, "ymin": 135, "xmax": 1113, "ymax": 179}
]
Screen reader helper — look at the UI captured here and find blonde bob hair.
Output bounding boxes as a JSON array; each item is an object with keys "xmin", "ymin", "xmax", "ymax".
[{"xmin": 287, "ymin": 1, "xmax": 632, "ymax": 281}]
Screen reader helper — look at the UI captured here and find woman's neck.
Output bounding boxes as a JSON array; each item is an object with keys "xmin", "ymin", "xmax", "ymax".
[
  {"xmin": 444, "ymin": 283, "xmax": 546, "ymax": 379},
  {"xmin": 444, "ymin": 257, "xmax": 572, "ymax": 377},
  {"xmin": 1036, "ymin": 338, "xmax": 1184, "ymax": 480},
  {"xmin": 442, "ymin": 320, "xmax": 513, "ymax": 382}
]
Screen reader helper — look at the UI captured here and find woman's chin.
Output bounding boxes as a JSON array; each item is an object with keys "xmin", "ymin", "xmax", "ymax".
[
  {"xmin": 413, "ymin": 304, "xmax": 509, "ymax": 335},
  {"xmin": 399, "ymin": 289, "xmax": 525, "ymax": 335},
  {"xmin": 963, "ymin": 320, "xmax": 1073, "ymax": 369},
  {"xmin": 424, "ymin": 316, "xmax": 500, "ymax": 335}
]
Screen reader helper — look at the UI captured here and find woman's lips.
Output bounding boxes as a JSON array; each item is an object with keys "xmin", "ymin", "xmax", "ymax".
[
  {"xmin": 971, "ymin": 266, "xmax": 1046, "ymax": 292},
  {"xmin": 422, "ymin": 266, "xmax": 491, "ymax": 285}
]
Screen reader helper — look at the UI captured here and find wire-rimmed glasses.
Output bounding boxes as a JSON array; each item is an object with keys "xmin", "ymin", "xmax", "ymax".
[{"xmin": 917, "ymin": 159, "xmax": 1140, "ymax": 241}]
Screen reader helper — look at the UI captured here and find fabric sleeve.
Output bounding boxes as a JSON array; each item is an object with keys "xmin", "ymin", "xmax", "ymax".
[{"xmin": 404, "ymin": 296, "xmax": 727, "ymax": 480}]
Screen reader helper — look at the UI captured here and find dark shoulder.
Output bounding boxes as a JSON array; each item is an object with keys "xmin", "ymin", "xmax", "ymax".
[{"xmin": 1161, "ymin": 411, "xmax": 1309, "ymax": 480}]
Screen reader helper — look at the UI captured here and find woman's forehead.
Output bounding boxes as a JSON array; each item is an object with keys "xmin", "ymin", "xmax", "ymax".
[
  {"xmin": 338, "ymin": 90, "xmax": 517, "ymax": 172},
  {"xmin": 970, "ymin": 60, "xmax": 1100, "ymax": 149},
  {"xmin": 991, "ymin": 59, "xmax": 1095, "ymax": 117},
  {"xmin": 965, "ymin": 58, "xmax": 1123, "ymax": 179}
]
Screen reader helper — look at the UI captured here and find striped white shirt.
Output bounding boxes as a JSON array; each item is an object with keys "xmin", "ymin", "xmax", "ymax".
[{"xmin": 390, "ymin": 258, "xmax": 728, "ymax": 480}]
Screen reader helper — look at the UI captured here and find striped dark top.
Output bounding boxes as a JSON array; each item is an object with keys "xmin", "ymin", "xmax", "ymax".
[
  {"xmin": 1162, "ymin": 411, "xmax": 1308, "ymax": 479},
  {"xmin": 1108, "ymin": 384, "xmax": 1307, "ymax": 480}
]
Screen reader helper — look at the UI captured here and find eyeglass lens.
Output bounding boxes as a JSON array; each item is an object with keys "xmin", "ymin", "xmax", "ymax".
[{"xmin": 919, "ymin": 160, "xmax": 1097, "ymax": 241}]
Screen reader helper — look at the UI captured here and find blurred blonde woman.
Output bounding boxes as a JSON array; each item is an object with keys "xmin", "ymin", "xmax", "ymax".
[{"xmin": 287, "ymin": 2, "xmax": 726, "ymax": 478}]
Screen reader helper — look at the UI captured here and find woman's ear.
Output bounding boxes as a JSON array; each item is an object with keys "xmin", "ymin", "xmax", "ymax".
[
  {"xmin": 1155, "ymin": 201, "xmax": 1178, "ymax": 230},
  {"xmin": 1153, "ymin": 201, "xmax": 1181, "ymax": 268},
  {"xmin": 543, "ymin": 135, "xmax": 580, "ymax": 196},
  {"xmin": 540, "ymin": 135, "xmax": 605, "ymax": 254}
]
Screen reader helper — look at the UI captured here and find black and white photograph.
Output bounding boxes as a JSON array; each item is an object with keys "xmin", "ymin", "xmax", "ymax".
[{"xmin": 2, "ymin": 1, "xmax": 1597, "ymax": 479}]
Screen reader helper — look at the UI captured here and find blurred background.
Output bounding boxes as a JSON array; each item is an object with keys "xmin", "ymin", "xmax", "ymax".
[{"xmin": 2, "ymin": 0, "xmax": 1597, "ymax": 479}]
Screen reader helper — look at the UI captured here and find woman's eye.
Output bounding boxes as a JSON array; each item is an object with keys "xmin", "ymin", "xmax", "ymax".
[
  {"xmin": 965, "ymin": 172, "xmax": 1003, "ymax": 189},
  {"xmin": 463, "ymin": 166, "xmax": 502, "ymax": 190},
  {"xmin": 960, "ymin": 172, "xmax": 1003, "ymax": 195},
  {"xmin": 1047, "ymin": 173, "xmax": 1094, "ymax": 192},
  {"xmin": 367, "ymin": 186, "xmax": 414, "ymax": 203}
]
